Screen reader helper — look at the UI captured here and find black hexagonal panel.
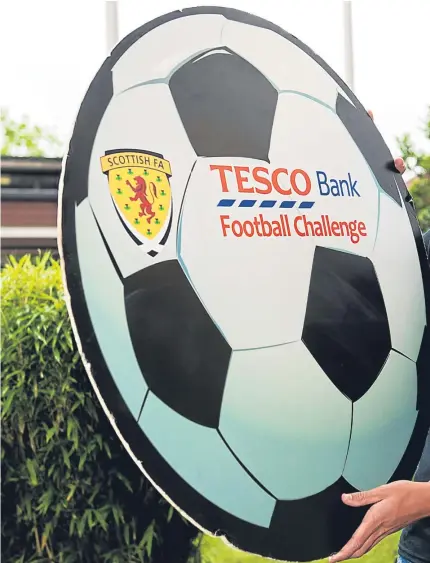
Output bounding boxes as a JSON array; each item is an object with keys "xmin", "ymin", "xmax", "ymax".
[
  {"xmin": 302, "ymin": 246, "xmax": 391, "ymax": 402},
  {"xmin": 169, "ymin": 48, "xmax": 278, "ymax": 160},
  {"xmin": 123, "ymin": 259, "xmax": 232, "ymax": 428}
]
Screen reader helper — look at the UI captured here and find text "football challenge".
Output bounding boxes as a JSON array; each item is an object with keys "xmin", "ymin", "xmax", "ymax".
[{"xmin": 210, "ymin": 164, "xmax": 367, "ymax": 245}]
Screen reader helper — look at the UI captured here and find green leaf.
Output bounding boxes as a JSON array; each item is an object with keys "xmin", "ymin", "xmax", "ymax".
[
  {"xmin": 94, "ymin": 510, "xmax": 108, "ymax": 532},
  {"xmin": 111, "ymin": 505, "xmax": 121, "ymax": 527},
  {"xmin": 139, "ymin": 520, "xmax": 156, "ymax": 558},
  {"xmin": 61, "ymin": 447, "xmax": 71, "ymax": 470},
  {"xmin": 26, "ymin": 458, "xmax": 38, "ymax": 486},
  {"xmin": 116, "ymin": 472, "xmax": 133, "ymax": 493},
  {"xmin": 87, "ymin": 509, "xmax": 95, "ymax": 529},
  {"xmin": 123, "ymin": 523, "xmax": 130, "ymax": 546},
  {"xmin": 66, "ymin": 484, "xmax": 77, "ymax": 503},
  {"xmin": 41, "ymin": 522, "xmax": 52, "ymax": 549},
  {"xmin": 88, "ymin": 483, "xmax": 101, "ymax": 505},
  {"xmin": 67, "ymin": 418, "xmax": 74, "ymax": 440},
  {"xmin": 103, "ymin": 441, "xmax": 112, "ymax": 459},
  {"xmin": 78, "ymin": 452, "xmax": 87, "ymax": 471},
  {"xmin": 45, "ymin": 426, "xmax": 56, "ymax": 443},
  {"xmin": 1, "ymin": 388, "xmax": 16, "ymax": 417},
  {"xmin": 167, "ymin": 505, "xmax": 174, "ymax": 523},
  {"xmin": 77, "ymin": 512, "xmax": 87, "ymax": 538},
  {"xmin": 1, "ymin": 110, "xmax": 62, "ymax": 157},
  {"xmin": 53, "ymin": 345, "xmax": 61, "ymax": 364},
  {"xmin": 69, "ymin": 516, "xmax": 76, "ymax": 537}
]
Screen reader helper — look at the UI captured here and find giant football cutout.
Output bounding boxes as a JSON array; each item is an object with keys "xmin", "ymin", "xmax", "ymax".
[{"xmin": 59, "ymin": 7, "xmax": 430, "ymax": 562}]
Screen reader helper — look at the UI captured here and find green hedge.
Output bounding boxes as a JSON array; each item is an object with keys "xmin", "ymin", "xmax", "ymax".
[{"xmin": 1, "ymin": 254, "xmax": 197, "ymax": 563}]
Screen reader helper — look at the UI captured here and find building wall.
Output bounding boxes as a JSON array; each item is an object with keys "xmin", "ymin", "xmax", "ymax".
[{"xmin": 1, "ymin": 157, "xmax": 60, "ymax": 264}]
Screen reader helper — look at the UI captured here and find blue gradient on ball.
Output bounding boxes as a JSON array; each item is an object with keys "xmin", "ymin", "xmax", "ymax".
[
  {"xmin": 75, "ymin": 198, "xmax": 147, "ymax": 418},
  {"xmin": 139, "ymin": 392, "xmax": 276, "ymax": 526}
]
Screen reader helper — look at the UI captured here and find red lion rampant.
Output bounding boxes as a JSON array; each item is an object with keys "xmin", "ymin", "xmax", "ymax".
[{"xmin": 126, "ymin": 176, "xmax": 158, "ymax": 223}]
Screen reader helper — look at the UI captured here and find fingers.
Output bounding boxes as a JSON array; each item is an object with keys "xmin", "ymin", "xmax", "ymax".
[
  {"xmin": 360, "ymin": 531, "xmax": 390, "ymax": 558},
  {"xmin": 329, "ymin": 511, "xmax": 381, "ymax": 562},
  {"xmin": 341, "ymin": 487, "xmax": 384, "ymax": 507},
  {"xmin": 395, "ymin": 157, "xmax": 406, "ymax": 174},
  {"xmin": 367, "ymin": 109, "xmax": 374, "ymax": 121},
  {"xmin": 330, "ymin": 529, "xmax": 386, "ymax": 562}
]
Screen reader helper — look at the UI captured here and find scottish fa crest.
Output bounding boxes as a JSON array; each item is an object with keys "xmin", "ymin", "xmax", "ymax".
[{"xmin": 100, "ymin": 149, "xmax": 172, "ymax": 255}]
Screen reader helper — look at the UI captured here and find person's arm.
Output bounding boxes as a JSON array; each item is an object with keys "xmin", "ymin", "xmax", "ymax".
[{"xmin": 329, "ymin": 481, "xmax": 430, "ymax": 562}]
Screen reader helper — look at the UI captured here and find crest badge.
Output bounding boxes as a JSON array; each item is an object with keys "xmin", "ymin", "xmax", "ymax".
[{"xmin": 100, "ymin": 149, "xmax": 172, "ymax": 250}]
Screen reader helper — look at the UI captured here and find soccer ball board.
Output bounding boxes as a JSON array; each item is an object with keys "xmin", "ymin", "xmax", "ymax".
[{"xmin": 59, "ymin": 7, "xmax": 430, "ymax": 562}]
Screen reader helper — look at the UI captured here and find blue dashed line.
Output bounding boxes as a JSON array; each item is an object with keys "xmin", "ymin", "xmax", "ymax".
[
  {"xmin": 280, "ymin": 201, "xmax": 297, "ymax": 208},
  {"xmin": 217, "ymin": 199, "xmax": 235, "ymax": 207},
  {"xmin": 217, "ymin": 199, "xmax": 315, "ymax": 208},
  {"xmin": 259, "ymin": 200, "xmax": 277, "ymax": 208},
  {"xmin": 239, "ymin": 200, "xmax": 257, "ymax": 208}
]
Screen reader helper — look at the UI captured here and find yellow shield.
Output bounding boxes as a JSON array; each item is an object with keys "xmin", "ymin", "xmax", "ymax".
[{"xmin": 100, "ymin": 150, "xmax": 172, "ymax": 242}]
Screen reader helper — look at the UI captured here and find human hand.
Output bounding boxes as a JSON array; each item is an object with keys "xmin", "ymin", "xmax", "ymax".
[
  {"xmin": 367, "ymin": 109, "xmax": 406, "ymax": 174},
  {"xmin": 329, "ymin": 481, "xmax": 430, "ymax": 562}
]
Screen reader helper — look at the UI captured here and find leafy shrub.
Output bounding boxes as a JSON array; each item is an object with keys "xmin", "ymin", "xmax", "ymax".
[{"xmin": 1, "ymin": 254, "xmax": 197, "ymax": 563}]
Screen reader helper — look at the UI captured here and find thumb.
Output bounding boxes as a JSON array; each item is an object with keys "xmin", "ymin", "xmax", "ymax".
[{"xmin": 342, "ymin": 487, "xmax": 384, "ymax": 507}]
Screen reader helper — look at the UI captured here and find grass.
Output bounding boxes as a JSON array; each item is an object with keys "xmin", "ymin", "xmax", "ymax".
[{"xmin": 199, "ymin": 532, "xmax": 400, "ymax": 563}]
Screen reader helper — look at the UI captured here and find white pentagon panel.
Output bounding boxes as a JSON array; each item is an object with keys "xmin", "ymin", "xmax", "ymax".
[
  {"xmin": 222, "ymin": 19, "xmax": 339, "ymax": 107},
  {"xmin": 88, "ymin": 83, "xmax": 196, "ymax": 278},
  {"xmin": 372, "ymin": 193, "xmax": 426, "ymax": 361},
  {"xmin": 219, "ymin": 342, "xmax": 352, "ymax": 500},
  {"xmin": 112, "ymin": 15, "xmax": 225, "ymax": 94},
  {"xmin": 343, "ymin": 351, "xmax": 418, "ymax": 490},
  {"xmin": 75, "ymin": 199, "xmax": 147, "ymax": 419},
  {"xmin": 178, "ymin": 157, "xmax": 315, "ymax": 350},
  {"xmin": 269, "ymin": 93, "xmax": 379, "ymax": 257},
  {"xmin": 139, "ymin": 392, "xmax": 276, "ymax": 526}
]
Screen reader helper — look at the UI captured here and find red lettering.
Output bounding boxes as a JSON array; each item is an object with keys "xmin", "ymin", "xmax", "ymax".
[
  {"xmin": 331, "ymin": 221, "xmax": 340, "ymax": 236},
  {"xmin": 358, "ymin": 221, "xmax": 367, "ymax": 236},
  {"xmin": 235, "ymin": 166, "xmax": 253, "ymax": 193},
  {"xmin": 253, "ymin": 217, "xmax": 263, "ymax": 236},
  {"xmin": 243, "ymin": 221, "xmax": 254, "ymax": 237},
  {"xmin": 272, "ymin": 168, "xmax": 291, "ymax": 195},
  {"xmin": 339, "ymin": 221, "xmax": 349, "ymax": 237},
  {"xmin": 303, "ymin": 215, "xmax": 315, "ymax": 236},
  {"xmin": 214, "ymin": 164, "xmax": 314, "ymax": 198},
  {"xmin": 260, "ymin": 214, "xmax": 273, "ymax": 236},
  {"xmin": 291, "ymin": 169, "xmax": 311, "ymax": 196},
  {"xmin": 210, "ymin": 165, "xmax": 233, "ymax": 192},
  {"xmin": 220, "ymin": 215, "xmax": 231, "ymax": 236},
  {"xmin": 253, "ymin": 167, "xmax": 272, "ymax": 194},
  {"xmin": 231, "ymin": 220, "xmax": 243, "ymax": 237},
  {"xmin": 294, "ymin": 216, "xmax": 306, "ymax": 237}
]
